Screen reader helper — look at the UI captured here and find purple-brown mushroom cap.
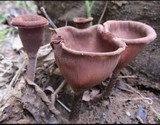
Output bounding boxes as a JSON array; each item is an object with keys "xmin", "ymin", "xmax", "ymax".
[{"xmin": 10, "ymin": 14, "xmax": 49, "ymax": 28}]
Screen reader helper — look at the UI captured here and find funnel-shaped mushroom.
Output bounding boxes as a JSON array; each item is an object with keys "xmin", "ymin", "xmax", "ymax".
[
  {"xmin": 10, "ymin": 14, "xmax": 48, "ymax": 81},
  {"xmin": 103, "ymin": 20, "xmax": 157, "ymax": 71},
  {"xmin": 51, "ymin": 25, "xmax": 126, "ymax": 93},
  {"xmin": 73, "ymin": 17, "xmax": 93, "ymax": 29},
  {"xmin": 100, "ymin": 20, "xmax": 157, "ymax": 101},
  {"xmin": 50, "ymin": 24, "xmax": 126, "ymax": 122}
]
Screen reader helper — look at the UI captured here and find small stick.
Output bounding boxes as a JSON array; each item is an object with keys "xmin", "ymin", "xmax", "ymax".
[
  {"xmin": 56, "ymin": 99, "xmax": 71, "ymax": 113},
  {"xmin": 46, "ymin": 81, "xmax": 70, "ymax": 113},
  {"xmin": 118, "ymin": 75, "xmax": 137, "ymax": 79},
  {"xmin": 54, "ymin": 80, "xmax": 66, "ymax": 96},
  {"xmin": 11, "ymin": 50, "xmax": 28, "ymax": 87},
  {"xmin": 51, "ymin": 80, "xmax": 66, "ymax": 105},
  {"xmin": 98, "ymin": 1, "xmax": 108, "ymax": 24},
  {"xmin": 125, "ymin": 83, "xmax": 153, "ymax": 105},
  {"xmin": 40, "ymin": 7, "xmax": 57, "ymax": 28}
]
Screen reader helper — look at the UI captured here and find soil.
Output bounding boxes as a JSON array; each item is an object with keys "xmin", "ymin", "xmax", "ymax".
[{"xmin": 0, "ymin": 1, "xmax": 159, "ymax": 124}]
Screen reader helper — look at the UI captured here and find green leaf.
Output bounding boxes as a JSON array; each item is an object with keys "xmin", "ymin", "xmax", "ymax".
[
  {"xmin": 85, "ymin": 0, "xmax": 91, "ymax": 18},
  {"xmin": 16, "ymin": 1, "xmax": 26, "ymax": 9},
  {"xmin": 0, "ymin": 14, "xmax": 5, "ymax": 23},
  {"xmin": 85, "ymin": 0, "xmax": 95, "ymax": 26},
  {"xmin": 155, "ymin": 113, "xmax": 160, "ymax": 121},
  {"xmin": 15, "ymin": 1, "xmax": 37, "ymax": 13},
  {"xmin": 0, "ymin": 28, "xmax": 10, "ymax": 43}
]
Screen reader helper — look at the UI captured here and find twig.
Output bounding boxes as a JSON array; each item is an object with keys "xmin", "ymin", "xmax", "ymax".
[
  {"xmin": 117, "ymin": 85, "xmax": 134, "ymax": 94},
  {"xmin": 56, "ymin": 99, "xmax": 71, "ymax": 113},
  {"xmin": 124, "ymin": 83, "xmax": 153, "ymax": 105},
  {"xmin": 51, "ymin": 80, "xmax": 66, "ymax": 105},
  {"xmin": 40, "ymin": 7, "xmax": 57, "ymax": 28},
  {"xmin": 98, "ymin": 1, "xmax": 108, "ymax": 24},
  {"xmin": 118, "ymin": 75, "xmax": 137, "ymax": 79},
  {"xmin": 54, "ymin": 80, "xmax": 66, "ymax": 96},
  {"xmin": 45, "ymin": 81, "xmax": 70, "ymax": 114},
  {"xmin": 11, "ymin": 60, "xmax": 27, "ymax": 87},
  {"xmin": 119, "ymin": 97, "xmax": 153, "ymax": 105},
  {"xmin": 11, "ymin": 50, "xmax": 28, "ymax": 87}
]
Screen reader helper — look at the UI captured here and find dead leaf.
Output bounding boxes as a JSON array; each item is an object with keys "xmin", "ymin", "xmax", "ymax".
[
  {"xmin": 82, "ymin": 89, "xmax": 100, "ymax": 102},
  {"xmin": 12, "ymin": 34, "xmax": 23, "ymax": 51},
  {"xmin": 82, "ymin": 90, "xmax": 91, "ymax": 102},
  {"xmin": 90, "ymin": 89, "xmax": 100, "ymax": 99}
]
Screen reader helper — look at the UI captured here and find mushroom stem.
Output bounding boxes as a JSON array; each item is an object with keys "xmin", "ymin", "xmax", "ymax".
[
  {"xmin": 26, "ymin": 56, "xmax": 37, "ymax": 81},
  {"xmin": 93, "ymin": 71, "xmax": 120, "ymax": 102},
  {"xmin": 69, "ymin": 92, "xmax": 83, "ymax": 123},
  {"xmin": 102, "ymin": 71, "xmax": 119, "ymax": 99}
]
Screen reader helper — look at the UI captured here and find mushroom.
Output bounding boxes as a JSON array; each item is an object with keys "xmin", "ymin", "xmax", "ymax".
[{"xmin": 10, "ymin": 14, "xmax": 48, "ymax": 81}]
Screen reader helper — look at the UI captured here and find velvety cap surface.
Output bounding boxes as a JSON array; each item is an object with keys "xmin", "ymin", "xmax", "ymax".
[{"xmin": 10, "ymin": 14, "xmax": 49, "ymax": 28}]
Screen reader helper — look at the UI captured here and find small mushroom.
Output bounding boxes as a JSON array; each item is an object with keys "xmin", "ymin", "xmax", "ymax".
[{"xmin": 73, "ymin": 17, "xmax": 93, "ymax": 29}]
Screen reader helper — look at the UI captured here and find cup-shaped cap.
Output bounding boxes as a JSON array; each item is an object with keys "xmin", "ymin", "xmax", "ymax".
[
  {"xmin": 10, "ymin": 14, "xmax": 49, "ymax": 28},
  {"xmin": 10, "ymin": 14, "xmax": 49, "ymax": 55},
  {"xmin": 50, "ymin": 25, "xmax": 126, "ymax": 92},
  {"xmin": 103, "ymin": 20, "xmax": 157, "ymax": 71},
  {"xmin": 103, "ymin": 20, "xmax": 157, "ymax": 44}
]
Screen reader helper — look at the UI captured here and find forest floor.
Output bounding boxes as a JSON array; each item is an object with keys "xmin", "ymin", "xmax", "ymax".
[{"xmin": 0, "ymin": 1, "xmax": 159, "ymax": 124}]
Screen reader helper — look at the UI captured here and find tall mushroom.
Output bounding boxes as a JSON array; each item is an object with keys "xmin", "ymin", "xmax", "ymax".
[
  {"xmin": 50, "ymin": 24, "xmax": 126, "ymax": 122},
  {"xmin": 10, "ymin": 14, "xmax": 48, "ymax": 81}
]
